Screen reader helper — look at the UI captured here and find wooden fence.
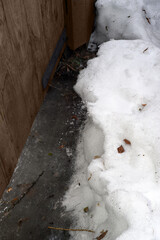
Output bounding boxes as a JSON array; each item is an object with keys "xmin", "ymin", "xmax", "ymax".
[{"xmin": 0, "ymin": 0, "xmax": 65, "ymax": 196}]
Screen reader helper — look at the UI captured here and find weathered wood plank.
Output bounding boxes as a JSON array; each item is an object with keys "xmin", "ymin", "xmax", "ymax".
[
  {"xmin": 0, "ymin": 159, "xmax": 7, "ymax": 197},
  {"xmin": 0, "ymin": 0, "xmax": 30, "ymax": 157},
  {"xmin": 40, "ymin": 0, "xmax": 65, "ymax": 57},
  {"xmin": 1, "ymin": 0, "xmax": 39, "ymax": 122},
  {"xmin": 0, "ymin": 0, "xmax": 65, "ymax": 196}
]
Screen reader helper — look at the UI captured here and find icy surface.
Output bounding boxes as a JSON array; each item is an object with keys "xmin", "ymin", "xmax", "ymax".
[
  {"xmin": 89, "ymin": 0, "xmax": 160, "ymax": 48},
  {"xmin": 63, "ymin": 40, "xmax": 160, "ymax": 239}
]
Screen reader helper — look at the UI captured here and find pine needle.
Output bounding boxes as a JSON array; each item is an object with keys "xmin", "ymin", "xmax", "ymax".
[{"xmin": 48, "ymin": 226, "xmax": 95, "ymax": 233}]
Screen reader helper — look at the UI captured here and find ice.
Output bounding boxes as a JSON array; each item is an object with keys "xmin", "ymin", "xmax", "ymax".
[{"xmin": 63, "ymin": 1, "xmax": 160, "ymax": 239}]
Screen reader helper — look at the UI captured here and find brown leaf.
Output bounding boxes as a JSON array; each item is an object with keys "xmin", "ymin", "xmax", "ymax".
[
  {"xmin": 123, "ymin": 139, "xmax": 131, "ymax": 145},
  {"xmin": 94, "ymin": 155, "xmax": 101, "ymax": 159},
  {"xmin": 142, "ymin": 104, "xmax": 147, "ymax": 107},
  {"xmin": 11, "ymin": 197, "xmax": 19, "ymax": 205},
  {"xmin": 117, "ymin": 145, "xmax": 125, "ymax": 153},
  {"xmin": 84, "ymin": 207, "xmax": 89, "ymax": 213},
  {"xmin": 88, "ymin": 174, "xmax": 92, "ymax": 181},
  {"xmin": 96, "ymin": 230, "xmax": 108, "ymax": 240},
  {"xmin": 146, "ymin": 17, "xmax": 151, "ymax": 24}
]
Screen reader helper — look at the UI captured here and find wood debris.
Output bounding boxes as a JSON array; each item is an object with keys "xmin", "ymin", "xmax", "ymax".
[
  {"xmin": 48, "ymin": 226, "xmax": 95, "ymax": 233},
  {"xmin": 146, "ymin": 17, "xmax": 151, "ymax": 24},
  {"xmin": 143, "ymin": 48, "xmax": 148, "ymax": 53}
]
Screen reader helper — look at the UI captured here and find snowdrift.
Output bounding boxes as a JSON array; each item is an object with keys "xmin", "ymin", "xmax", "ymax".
[
  {"xmin": 89, "ymin": 0, "xmax": 160, "ymax": 48},
  {"xmin": 63, "ymin": 1, "xmax": 160, "ymax": 240}
]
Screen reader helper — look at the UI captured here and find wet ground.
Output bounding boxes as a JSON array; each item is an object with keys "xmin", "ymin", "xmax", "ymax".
[{"xmin": 0, "ymin": 46, "xmax": 95, "ymax": 240}]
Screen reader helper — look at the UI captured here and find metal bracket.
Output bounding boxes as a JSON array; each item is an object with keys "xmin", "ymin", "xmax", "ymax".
[{"xmin": 42, "ymin": 29, "xmax": 66, "ymax": 89}]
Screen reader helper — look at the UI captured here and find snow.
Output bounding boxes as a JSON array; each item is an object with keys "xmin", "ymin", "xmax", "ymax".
[
  {"xmin": 89, "ymin": 0, "xmax": 160, "ymax": 49},
  {"xmin": 63, "ymin": 1, "xmax": 160, "ymax": 240}
]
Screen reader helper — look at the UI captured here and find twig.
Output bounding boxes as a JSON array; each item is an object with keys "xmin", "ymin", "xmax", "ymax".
[
  {"xmin": 48, "ymin": 226, "xmax": 95, "ymax": 233},
  {"xmin": 143, "ymin": 47, "xmax": 148, "ymax": 53},
  {"xmin": 65, "ymin": 63, "xmax": 77, "ymax": 72}
]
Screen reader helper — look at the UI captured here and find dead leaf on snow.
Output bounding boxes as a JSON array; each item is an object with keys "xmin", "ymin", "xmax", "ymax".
[
  {"xmin": 142, "ymin": 104, "xmax": 147, "ymax": 107},
  {"xmin": 117, "ymin": 145, "xmax": 125, "ymax": 153},
  {"xmin": 88, "ymin": 174, "xmax": 92, "ymax": 181},
  {"xmin": 96, "ymin": 230, "xmax": 108, "ymax": 240},
  {"xmin": 84, "ymin": 207, "xmax": 89, "ymax": 213},
  {"xmin": 146, "ymin": 17, "xmax": 151, "ymax": 24},
  {"xmin": 123, "ymin": 139, "xmax": 131, "ymax": 145},
  {"xmin": 94, "ymin": 155, "xmax": 101, "ymax": 159}
]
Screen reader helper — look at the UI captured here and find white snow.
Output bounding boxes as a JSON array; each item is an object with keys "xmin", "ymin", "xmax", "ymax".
[
  {"xmin": 89, "ymin": 0, "xmax": 160, "ymax": 49},
  {"xmin": 63, "ymin": 1, "xmax": 160, "ymax": 240}
]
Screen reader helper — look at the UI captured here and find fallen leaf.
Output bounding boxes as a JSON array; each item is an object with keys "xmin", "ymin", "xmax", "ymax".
[
  {"xmin": 11, "ymin": 197, "xmax": 19, "ymax": 205},
  {"xmin": 96, "ymin": 230, "xmax": 108, "ymax": 240},
  {"xmin": 123, "ymin": 139, "xmax": 131, "ymax": 145},
  {"xmin": 143, "ymin": 48, "xmax": 148, "ymax": 53},
  {"xmin": 7, "ymin": 187, "xmax": 12, "ymax": 193},
  {"xmin": 84, "ymin": 207, "xmax": 89, "ymax": 213},
  {"xmin": 94, "ymin": 155, "xmax": 101, "ymax": 159},
  {"xmin": 88, "ymin": 174, "xmax": 92, "ymax": 181},
  {"xmin": 117, "ymin": 145, "xmax": 125, "ymax": 153},
  {"xmin": 142, "ymin": 104, "xmax": 147, "ymax": 107},
  {"xmin": 146, "ymin": 17, "xmax": 151, "ymax": 24}
]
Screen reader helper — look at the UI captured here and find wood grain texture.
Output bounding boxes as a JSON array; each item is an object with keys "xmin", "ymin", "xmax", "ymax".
[
  {"xmin": 67, "ymin": 0, "xmax": 95, "ymax": 50},
  {"xmin": 0, "ymin": 0, "xmax": 65, "ymax": 196}
]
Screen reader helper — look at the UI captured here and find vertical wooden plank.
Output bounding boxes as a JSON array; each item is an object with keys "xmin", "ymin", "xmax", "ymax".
[
  {"xmin": 23, "ymin": 0, "xmax": 49, "ymax": 76},
  {"xmin": 2, "ymin": 0, "xmax": 44, "ymax": 119},
  {"xmin": 40, "ymin": 0, "xmax": 65, "ymax": 58},
  {"xmin": 0, "ymin": 159, "xmax": 7, "ymax": 197},
  {"xmin": 67, "ymin": 0, "xmax": 95, "ymax": 50},
  {"xmin": 0, "ymin": 110, "xmax": 17, "ymax": 184},
  {"xmin": 0, "ymin": 0, "xmax": 30, "ymax": 158}
]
